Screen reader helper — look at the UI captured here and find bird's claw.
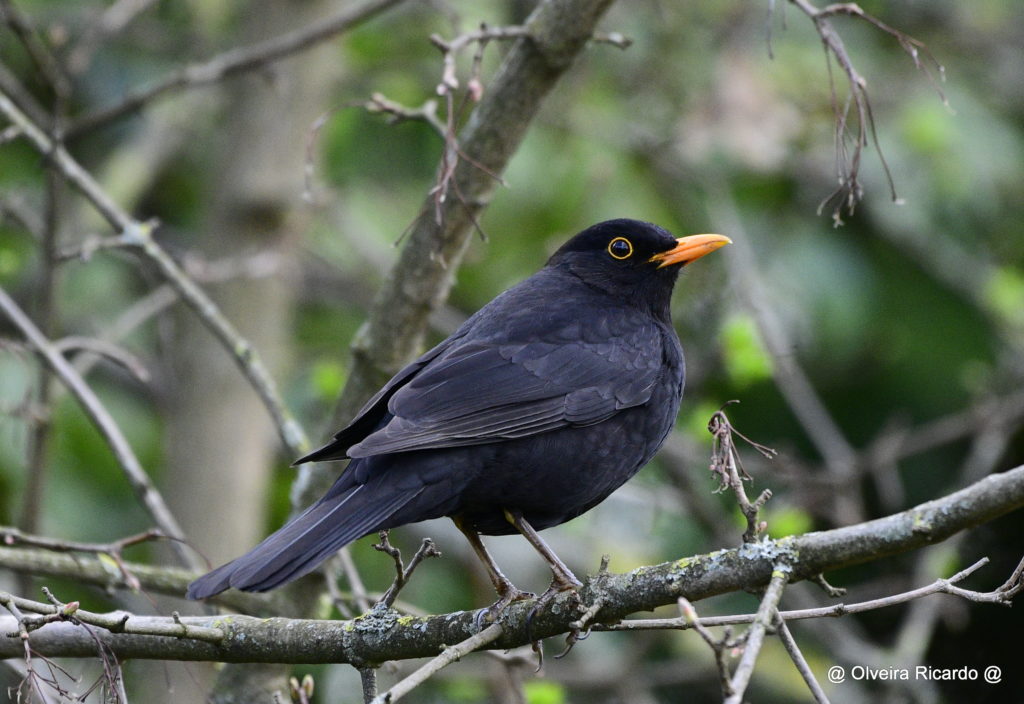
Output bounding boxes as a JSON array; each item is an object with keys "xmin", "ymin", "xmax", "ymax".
[
  {"xmin": 524, "ymin": 576, "xmax": 582, "ymax": 642},
  {"xmin": 531, "ymin": 638, "xmax": 544, "ymax": 673},
  {"xmin": 554, "ymin": 622, "xmax": 592, "ymax": 659},
  {"xmin": 474, "ymin": 586, "xmax": 534, "ymax": 630}
]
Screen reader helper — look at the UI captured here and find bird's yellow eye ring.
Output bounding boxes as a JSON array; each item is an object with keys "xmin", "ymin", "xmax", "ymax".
[{"xmin": 608, "ymin": 237, "xmax": 633, "ymax": 260}]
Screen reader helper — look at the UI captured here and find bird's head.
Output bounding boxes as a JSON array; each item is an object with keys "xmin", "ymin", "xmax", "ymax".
[{"xmin": 547, "ymin": 219, "xmax": 731, "ymax": 315}]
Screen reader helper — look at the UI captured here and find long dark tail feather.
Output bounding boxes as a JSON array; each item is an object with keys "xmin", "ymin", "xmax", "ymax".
[{"xmin": 186, "ymin": 482, "xmax": 421, "ymax": 600}]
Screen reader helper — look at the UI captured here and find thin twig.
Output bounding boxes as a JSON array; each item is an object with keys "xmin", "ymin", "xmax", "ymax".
[
  {"xmin": 725, "ymin": 567, "xmax": 789, "ymax": 704},
  {"xmin": 773, "ymin": 611, "xmax": 830, "ymax": 703},
  {"xmin": 708, "ymin": 404, "xmax": 777, "ymax": 543},
  {"xmin": 370, "ymin": 623, "xmax": 504, "ymax": 704},
  {"xmin": 785, "ymin": 0, "xmax": 945, "ymax": 223},
  {"xmin": 334, "ymin": 547, "xmax": 372, "ymax": 616},
  {"xmin": 0, "ymin": 285, "xmax": 196, "ymax": 568},
  {"xmin": 600, "ymin": 557, "xmax": 999, "ymax": 631},
  {"xmin": 678, "ymin": 598, "xmax": 739, "ymax": 697},
  {"xmin": 364, "ymin": 93, "xmax": 446, "ymax": 137},
  {"xmin": 0, "ymin": 589, "xmax": 224, "ymax": 642},
  {"xmin": 53, "ymin": 336, "xmax": 150, "ymax": 382},
  {"xmin": 0, "ymin": 86, "xmax": 309, "ymax": 457},
  {"xmin": 1, "ymin": 527, "xmax": 168, "ymax": 592},
  {"xmin": 65, "ymin": 0, "xmax": 408, "ymax": 137},
  {"xmin": 373, "ymin": 532, "xmax": 442, "ymax": 609}
]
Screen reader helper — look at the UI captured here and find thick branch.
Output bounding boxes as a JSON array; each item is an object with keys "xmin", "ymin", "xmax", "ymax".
[{"xmin": 2, "ymin": 464, "xmax": 1020, "ymax": 663}]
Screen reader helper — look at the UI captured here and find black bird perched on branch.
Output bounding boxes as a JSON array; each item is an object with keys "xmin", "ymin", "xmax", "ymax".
[{"xmin": 187, "ymin": 219, "xmax": 730, "ymax": 609}]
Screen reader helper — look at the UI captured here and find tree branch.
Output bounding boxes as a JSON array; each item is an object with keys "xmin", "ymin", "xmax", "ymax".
[
  {"xmin": 725, "ymin": 567, "xmax": 788, "ymax": 704},
  {"xmin": 1, "ymin": 464, "xmax": 1020, "ymax": 664},
  {"xmin": 65, "ymin": 0, "xmax": 408, "ymax": 137},
  {"xmin": 0, "ymin": 84, "xmax": 309, "ymax": 457},
  {"xmin": 0, "ymin": 286, "xmax": 196, "ymax": 569}
]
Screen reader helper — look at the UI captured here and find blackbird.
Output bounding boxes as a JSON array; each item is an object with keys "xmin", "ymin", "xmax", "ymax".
[{"xmin": 187, "ymin": 219, "xmax": 729, "ymax": 606}]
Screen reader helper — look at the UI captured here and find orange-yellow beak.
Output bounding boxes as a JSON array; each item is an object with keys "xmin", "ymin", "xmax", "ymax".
[{"xmin": 648, "ymin": 234, "xmax": 732, "ymax": 269}]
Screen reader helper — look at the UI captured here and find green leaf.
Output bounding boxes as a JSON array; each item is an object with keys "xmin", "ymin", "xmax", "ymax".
[
  {"xmin": 525, "ymin": 680, "xmax": 566, "ymax": 704},
  {"xmin": 984, "ymin": 266, "xmax": 1024, "ymax": 328},
  {"xmin": 721, "ymin": 313, "xmax": 773, "ymax": 387},
  {"xmin": 766, "ymin": 505, "xmax": 813, "ymax": 537},
  {"xmin": 310, "ymin": 360, "xmax": 346, "ymax": 401}
]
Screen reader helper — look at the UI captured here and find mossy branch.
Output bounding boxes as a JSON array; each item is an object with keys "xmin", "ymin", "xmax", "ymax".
[{"xmin": 2, "ymin": 464, "xmax": 1021, "ymax": 664}]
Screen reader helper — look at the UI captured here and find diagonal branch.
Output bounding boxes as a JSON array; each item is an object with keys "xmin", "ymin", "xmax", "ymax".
[
  {"xmin": 370, "ymin": 623, "xmax": 504, "ymax": 704},
  {"xmin": 65, "ymin": 0, "xmax": 408, "ymax": 138},
  {"xmin": 0, "ymin": 286, "xmax": 197, "ymax": 569},
  {"xmin": 0, "ymin": 85, "xmax": 309, "ymax": 458},
  {"xmin": 725, "ymin": 567, "xmax": 789, "ymax": 704}
]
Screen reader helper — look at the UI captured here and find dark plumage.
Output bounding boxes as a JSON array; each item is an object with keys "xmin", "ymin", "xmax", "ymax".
[{"xmin": 187, "ymin": 219, "xmax": 729, "ymax": 602}]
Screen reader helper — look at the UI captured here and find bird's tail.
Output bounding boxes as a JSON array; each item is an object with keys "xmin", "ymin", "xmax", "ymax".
[{"xmin": 186, "ymin": 479, "xmax": 420, "ymax": 599}]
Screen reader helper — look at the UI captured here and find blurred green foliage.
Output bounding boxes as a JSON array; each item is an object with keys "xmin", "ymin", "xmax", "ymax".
[{"xmin": 1, "ymin": 0, "xmax": 1023, "ymax": 703}]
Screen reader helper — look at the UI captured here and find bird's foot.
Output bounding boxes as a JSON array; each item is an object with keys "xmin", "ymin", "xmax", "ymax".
[
  {"xmin": 475, "ymin": 584, "xmax": 534, "ymax": 630},
  {"xmin": 554, "ymin": 593, "xmax": 605, "ymax": 659},
  {"xmin": 525, "ymin": 573, "xmax": 583, "ymax": 642}
]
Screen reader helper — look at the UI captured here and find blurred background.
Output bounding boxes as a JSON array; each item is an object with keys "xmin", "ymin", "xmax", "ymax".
[{"xmin": 1, "ymin": 0, "xmax": 1023, "ymax": 702}]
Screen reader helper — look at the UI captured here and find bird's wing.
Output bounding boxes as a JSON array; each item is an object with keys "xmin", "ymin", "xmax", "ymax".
[
  {"xmin": 292, "ymin": 335, "xmax": 462, "ymax": 464},
  {"xmin": 346, "ymin": 321, "xmax": 666, "ymax": 457}
]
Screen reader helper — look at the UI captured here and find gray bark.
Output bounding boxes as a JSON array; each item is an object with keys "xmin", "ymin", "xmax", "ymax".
[{"xmin": 3, "ymin": 464, "xmax": 1020, "ymax": 664}]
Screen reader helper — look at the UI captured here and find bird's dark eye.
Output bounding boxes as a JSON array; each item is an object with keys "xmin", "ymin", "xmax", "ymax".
[{"xmin": 607, "ymin": 237, "xmax": 633, "ymax": 260}]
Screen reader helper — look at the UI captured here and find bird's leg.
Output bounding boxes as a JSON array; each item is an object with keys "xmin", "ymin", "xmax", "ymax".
[
  {"xmin": 453, "ymin": 517, "xmax": 533, "ymax": 626},
  {"xmin": 503, "ymin": 509, "xmax": 582, "ymax": 590},
  {"xmin": 503, "ymin": 509, "xmax": 584, "ymax": 642}
]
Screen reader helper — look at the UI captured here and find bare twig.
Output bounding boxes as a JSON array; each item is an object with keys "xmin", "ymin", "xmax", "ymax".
[
  {"xmin": 53, "ymin": 335, "xmax": 150, "ymax": 382},
  {"xmin": 364, "ymin": 93, "xmax": 446, "ymax": 138},
  {"xmin": 773, "ymin": 611, "xmax": 830, "ymax": 703},
  {"xmin": 373, "ymin": 532, "xmax": 442, "ymax": 609},
  {"xmin": 0, "ymin": 285, "xmax": 196, "ymax": 568},
  {"xmin": 430, "ymin": 24, "xmax": 530, "ymax": 97},
  {"xmin": 708, "ymin": 404, "xmax": 777, "ymax": 542},
  {"xmin": 0, "ymin": 589, "xmax": 224, "ymax": 642},
  {"xmin": 0, "ymin": 86, "xmax": 309, "ymax": 457},
  {"xmin": 369, "ymin": 623, "xmax": 504, "ymax": 704},
  {"xmin": 65, "ymin": 0, "xmax": 408, "ymax": 137},
  {"xmin": 333, "ymin": 547, "xmax": 373, "ymax": 616},
  {"xmin": 1, "ymin": 527, "xmax": 168, "ymax": 592},
  {"xmin": 0, "ymin": 543, "xmax": 297, "ymax": 616},
  {"xmin": 678, "ymin": 598, "xmax": 739, "ymax": 698},
  {"xmin": 786, "ymin": 0, "xmax": 945, "ymax": 223},
  {"xmin": 724, "ymin": 567, "xmax": 789, "ymax": 704},
  {"xmin": 601, "ymin": 557, "xmax": 1001, "ymax": 631}
]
